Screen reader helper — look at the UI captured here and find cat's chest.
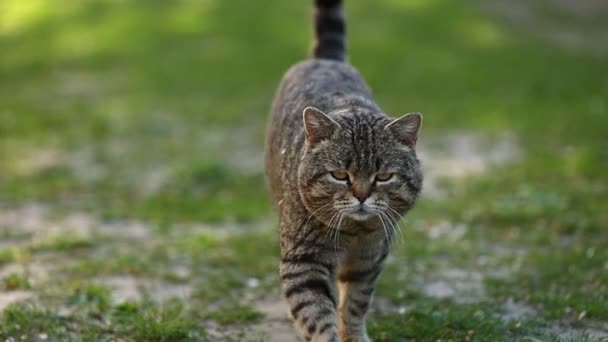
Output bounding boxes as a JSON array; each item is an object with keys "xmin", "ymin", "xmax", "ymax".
[{"xmin": 334, "ymin": 223, "xmax": 385, "ymax": 248}]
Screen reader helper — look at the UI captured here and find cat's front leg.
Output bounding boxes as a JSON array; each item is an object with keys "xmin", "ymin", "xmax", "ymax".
[
  {"xmin": 337, "ymin": 246, "xmax": 388, "ymax": 342},
  {"xmin": 281, "ymin": 251, "xmax": 339, "ymax": 342}
]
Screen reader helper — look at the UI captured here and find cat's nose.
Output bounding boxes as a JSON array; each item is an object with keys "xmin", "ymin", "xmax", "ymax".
[{"xmin": 353, "ymin": 193, "xmax": 368, "ymax": 203}]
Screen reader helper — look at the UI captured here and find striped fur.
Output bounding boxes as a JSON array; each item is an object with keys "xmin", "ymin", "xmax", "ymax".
[
  {"xmin": 264, "ymin": 2, "xmax": 423, "ymax": 341},
  {"xmin": 313, "ymin": 0, "xmax": 346, "ymax": 61}
]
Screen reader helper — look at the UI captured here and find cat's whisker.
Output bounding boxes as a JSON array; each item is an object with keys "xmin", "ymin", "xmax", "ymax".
[
  {"xmin": 387, "ymin": 206, "xmax": 409, "ymax": 226},
  {"xmin": 385, "ymin": 206, "xmax": 406, "ymax": 241},
  {"xmin": 335, "ymin": 211, "xmax": 345, "ymax": 252},
  {"xmin": 381, "ymin": 211, "xmax": 397, "ymax": 244},
  {"xmin": 330, "ymin": 212, "xmax": 341, "ymax": 247},
  {"xmin": 384, "ymin": 209, "xmax": 404, "ymax": 244},
  {"xmin": 330, "ymin": 210, "xmax": 341, "ymax": 253},
  {"xmin": 328, "ymin": 209, "xmax": 345, "ymax": 253},
  {"xmin": 305, "ymin": 203, "xmax": 333, "ymax": 228},
  {"xmin": 376, "ymin": 213, "xmax": 390, "ymax": 244},
  {"xmin": 378, "ymin": 211, "xmax": 392, "ymax": 243},
  {"xmin": 324, "ymin": 211, "xmax": 340, "ymax": 242},
  {"xmin": 384, "ymin": 206, "xmax": 405, "ymax": 243},
  {"xmin": 385, "ymin": 205, "xmax": 403, "ymax": 221}
]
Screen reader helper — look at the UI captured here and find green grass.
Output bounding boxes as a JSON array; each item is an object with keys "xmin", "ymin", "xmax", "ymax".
[
  {"xmin": 206, "ymin": 304, "xmax": 264, "ymax": 326},
  {"xmin": 0, "ymin": 248, "xmax": 19, "ymax": 264},
  {"xmin": 369, "ymin": 304, "xmax": 522, "ymax": 341},
  {"xmin": 0, "ymin": 301, "xmax": 201, "ymax": 341},
  {"xmin": 31, "ymin": 234, "xmax": 97, "ymax": 252},
  {"xmin": 67, "ymin": 284, "xmax": 111, "ymax": 311},
  {"xmin": 1, "ymin": 0, "xmax": 607, "ymax": 340},
  {"xmin": 3, "ymin": 273, "xmax": 31, "ymax": 291},
  {"xmin": 114, "ymin": 302, "xmax": 200, "ymax": 341}
]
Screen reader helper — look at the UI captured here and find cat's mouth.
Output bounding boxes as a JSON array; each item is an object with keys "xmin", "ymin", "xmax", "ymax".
[{"xmin": 347, "ymin": 206, "xmax": 373, "ymax": 221}]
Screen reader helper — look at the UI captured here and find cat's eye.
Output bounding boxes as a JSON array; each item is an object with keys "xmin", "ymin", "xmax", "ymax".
[
  {"xmin": 375, "ymin": 172, "xmax": 393, "ymax": 182},
  {"xmin": 330, "ymin": 171, "xmax": 349, "ymax": 181}
]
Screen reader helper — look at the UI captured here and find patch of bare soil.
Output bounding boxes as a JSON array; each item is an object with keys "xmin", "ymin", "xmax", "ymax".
[
  {"xmin": 418, "ymin": 132, "xmax": 520, "ymax": 198},
  {"xmin": 421, "ymin": 268, "xmax": 485, "ymax": 303},
  {"xmin": 0, "ymin": 204, "xmax": 156, "ymax": 311},
  {"xmin": 250, "ymin": 296, "xmax": 298, "ymax": 342},
  {"xmin": 0, "ymin": 204, "xmax": 151, "ymax": 240},
  {"xmin": 0, "ymin": 291, "xmax": 33, "ymax": 312},
  {"xmin": 499, "ymin": 298, "xmax": 536, "ymax": 323},
  {"xmin": 96, "ymin": 275, "xmax": 193, "ymax": 304},
  {"xmin": 0, "ymin": 262, "xmax": 48, "ymax": 311},
  {"xmin": 547, "ymin": 324, "xmax": 608, "ymax": 340},
  {"xmin": 248, "ymin": 294, "xmax": 406, "ymax": 342}
]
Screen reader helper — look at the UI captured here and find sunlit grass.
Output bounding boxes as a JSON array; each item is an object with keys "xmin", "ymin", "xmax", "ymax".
[{"xmin": 0, "ymin": 0, "xmax": 54, "ymax": 36}]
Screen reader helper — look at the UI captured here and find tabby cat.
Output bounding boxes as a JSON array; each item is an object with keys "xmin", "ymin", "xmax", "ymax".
[{"xmin": 264, "ymin": 0, "xmax": 423, "ymax": 341}]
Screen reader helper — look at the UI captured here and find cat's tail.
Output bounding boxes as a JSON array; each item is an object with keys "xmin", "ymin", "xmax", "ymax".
[{"xmin": 312, "ymin": 0, "xmax": 346, "ymax": 61}]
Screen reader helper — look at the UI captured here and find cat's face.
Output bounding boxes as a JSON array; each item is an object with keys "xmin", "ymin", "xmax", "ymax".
[{"xmin": 298, "ymin": 107, "xmax": 423, "ymax": 231}]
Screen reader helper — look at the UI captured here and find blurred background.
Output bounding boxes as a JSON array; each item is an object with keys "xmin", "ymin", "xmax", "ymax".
[{"xmin": 0, "ymin": 0, "xmax": 607, "ymax": 340}]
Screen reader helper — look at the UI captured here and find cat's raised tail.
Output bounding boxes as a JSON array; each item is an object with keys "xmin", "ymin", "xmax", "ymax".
[{"xmin": 312, "ymin": 0, "xmax": 346, "ymax": 61}]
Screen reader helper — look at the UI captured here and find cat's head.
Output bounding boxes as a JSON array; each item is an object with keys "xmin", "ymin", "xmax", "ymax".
[{"xmin": 298, "ymin": 106, "xmax": 423, "ymax": 231}]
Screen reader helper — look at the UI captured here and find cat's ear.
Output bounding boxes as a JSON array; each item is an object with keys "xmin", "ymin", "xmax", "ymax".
[
  {"xmin": 303, "ymin": 106, "xmax": 340, "ymax": 146},
  {"xmin": 385, "ymin": 112, "xmax": 422, "ymax": 146}
]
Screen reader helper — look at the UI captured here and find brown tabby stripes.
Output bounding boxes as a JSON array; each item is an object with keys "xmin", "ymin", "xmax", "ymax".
[{"xmin": 264, "ymin": 0, "xmax": 423, "ymax": 341}]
